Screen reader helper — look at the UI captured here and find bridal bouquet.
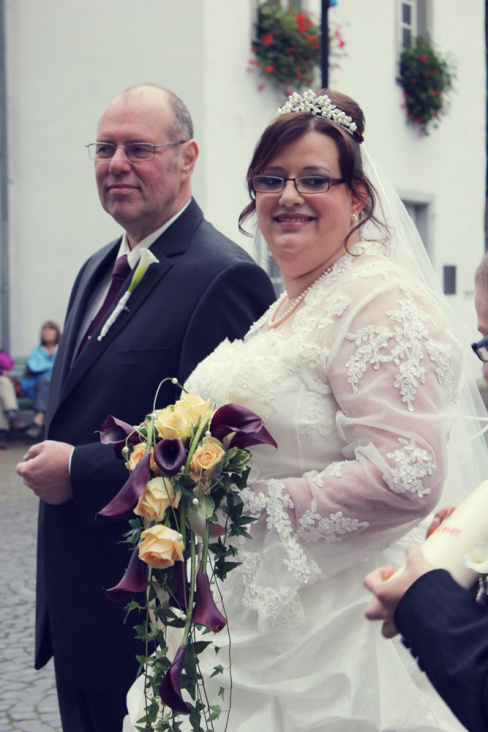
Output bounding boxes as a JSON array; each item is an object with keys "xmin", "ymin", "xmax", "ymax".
[{"xmin": 97, "ymin": 379, "xmax": 276, "ymax": 731}]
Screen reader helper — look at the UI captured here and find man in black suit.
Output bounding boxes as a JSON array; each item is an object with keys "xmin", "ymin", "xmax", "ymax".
[
  {"xmin": 16, "ymin": 84, "xmax": 275, "ymax": 732},
  {"xmin": 365, "ymin": 546, "xmax": 488, "ymax": 732},
  {"xmin": 363, "ymin": 253, "xmax": 488, "ymax": 732}
]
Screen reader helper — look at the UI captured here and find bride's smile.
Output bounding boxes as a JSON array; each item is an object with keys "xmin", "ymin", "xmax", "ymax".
[{"xmin": 255, "ymin": 131, "xmax": 363, "ymax": 296}]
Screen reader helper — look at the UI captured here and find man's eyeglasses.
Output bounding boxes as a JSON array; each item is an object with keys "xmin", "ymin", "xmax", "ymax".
[
  {"xmin": 471, "ymin": 335, "xmax": 488, "ymax": 362},
  {"xmin": 85, "ymin": 140, "xmax": 186, "ymax": 163},
  {"xmin": 252, "ymin": 175, "xmax": 345, "ymax": 195}
]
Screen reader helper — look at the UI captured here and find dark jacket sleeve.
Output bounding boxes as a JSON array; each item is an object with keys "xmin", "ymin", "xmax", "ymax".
[
  {"xmin": 395, "ymin": 569, "xmax": 488, "ymax": 732},
  {"xmin": 178, "ymin": 259, "xmax": 275, "ymax": 383}
]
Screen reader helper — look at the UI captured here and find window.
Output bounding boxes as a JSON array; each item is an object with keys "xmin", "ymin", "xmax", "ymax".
[{"xmin": 397, "ymin": 0, "xmax": 432, "ymax": 50}]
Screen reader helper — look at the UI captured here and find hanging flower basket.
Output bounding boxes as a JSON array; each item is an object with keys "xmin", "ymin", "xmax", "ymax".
[
  {"xmin": 249, "ymin": 2, "xmax": 322, "ymax": 93},
  {"xmin": 399, "ymin": 35, "xmax": 455, "ymax": 135}
]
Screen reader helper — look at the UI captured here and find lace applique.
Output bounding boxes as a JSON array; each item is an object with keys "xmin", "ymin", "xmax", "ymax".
[
  {"xmin": 297, "ymin": 400, "xmax": 334, "ymax": 439},
  {"xmin": 310, "ymin": 462, "xmax": 345, "ymax": 486},
  {"xmin": 239, "ymin": 481, "xmax": 321, "ymax": 629},
  {"xmin": 238, "ymin": 547, "xmax": 305, "ymax": 631},
  {"xmin": 298, "ymin": 500, "xmax": 370, "ymax": 544},
  {"xmin": 385, "ymin": 437, "xmax": 436, "ymax": 497},
  {"xmin": 345, "ymin": 292, "xmax": 451, "ymax": 411},
  {"xmin": 425, "ymin": 339, "xmax": 457, "ymax": 404},
  {"xmin": 317, "ymin": 293, "xmax": 351, "ymax": 329}
]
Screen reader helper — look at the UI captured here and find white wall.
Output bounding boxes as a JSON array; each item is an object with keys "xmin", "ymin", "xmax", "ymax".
[{"xmin": 6, "ymin": 0, "xmax": 206, "ymax": 354}]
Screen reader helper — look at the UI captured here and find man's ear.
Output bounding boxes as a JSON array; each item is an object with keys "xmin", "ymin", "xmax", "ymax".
[{"xmin": 180, "ymin": 140, "xmax": 199, "ymax": 179}]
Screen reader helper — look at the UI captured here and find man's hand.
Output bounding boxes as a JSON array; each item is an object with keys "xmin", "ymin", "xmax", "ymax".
[
  {"xmin": 363, "ymin": 546, "xmax": 435, "ymax": 638},
  {"xmin": 16, "ymin": 440, "xmax": 74, "ymax": 504}
]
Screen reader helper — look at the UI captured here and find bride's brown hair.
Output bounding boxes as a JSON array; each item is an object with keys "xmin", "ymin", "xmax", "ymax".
[{"xmin": 239, "ymin": 89, "xmax": 383, "ymax": 246}]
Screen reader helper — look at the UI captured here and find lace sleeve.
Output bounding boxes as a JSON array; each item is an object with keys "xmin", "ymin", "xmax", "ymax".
[{"xmin": 240, "ymin": 279, "xmax": 462, "ymax": 607}]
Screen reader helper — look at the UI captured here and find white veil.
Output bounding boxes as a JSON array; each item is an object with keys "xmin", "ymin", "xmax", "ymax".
[{"xmin": 361, "ymin": 145, "xmax": 488, "ymax": 506}]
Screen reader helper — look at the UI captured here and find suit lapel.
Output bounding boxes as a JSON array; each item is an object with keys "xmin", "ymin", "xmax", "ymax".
[{"xmin": 50, "ymin": 200, "xmax": 204, "ymax": 416}]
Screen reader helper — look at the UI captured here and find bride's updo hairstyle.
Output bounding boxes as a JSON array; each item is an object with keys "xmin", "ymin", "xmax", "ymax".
[{"xmin": 239, "ymin": 89, "xmax": 383, "ymax": 248}]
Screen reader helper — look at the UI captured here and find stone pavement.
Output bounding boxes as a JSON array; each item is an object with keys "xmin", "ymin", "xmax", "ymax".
[{"xmin": 0, "ymin": 439, "xmax": 61, "ymax": 732}]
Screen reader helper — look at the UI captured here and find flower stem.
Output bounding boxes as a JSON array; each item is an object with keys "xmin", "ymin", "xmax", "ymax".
[{"xmin": 182, "ymin": 532, "xmax": 197, "ymax": 645}]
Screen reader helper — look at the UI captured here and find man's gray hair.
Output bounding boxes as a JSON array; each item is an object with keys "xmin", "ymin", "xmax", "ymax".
[{"xmin": 121, "ymin": 83, "xmax": 194, "ymax": 139}]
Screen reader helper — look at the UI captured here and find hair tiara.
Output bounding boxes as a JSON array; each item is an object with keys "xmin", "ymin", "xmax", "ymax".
[{"xmin": 275, "ymin": 90, "xmax": 364, "ymax": 143}]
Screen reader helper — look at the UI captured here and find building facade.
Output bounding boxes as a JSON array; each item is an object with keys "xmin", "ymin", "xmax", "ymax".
[{"xmin": 0, "ymin": 0, "xmax": 485, "ymax": 377}]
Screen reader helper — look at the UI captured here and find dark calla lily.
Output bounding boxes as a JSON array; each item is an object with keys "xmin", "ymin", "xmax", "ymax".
[
  {"xmin": 210, "ymin": 403, "xmax": 277, "ymax": 449},
  {"xmin": 154, "ymin": 438, "xmax": 187, "ymax": 477},
  {"xmin": 159, "ymin": 644, "xmax": 189, "ymax": 714},
  {"xmin": 169, "ymin": 552, "xmax": 189, "ymax": 610},
  {"xmin": 106, "ymin": 545, "xmax": 148, "ymax": 602},
  {"xmin": 100, "ymin": 415, "xmax": 139, "ymax": 458},
  {"xmin": 97, "ymin": 452, "xmax": 151, "ymax": 519},
  {"xmin": 192, "ymin": 570, "xmax": 227, "ymax": 633}
]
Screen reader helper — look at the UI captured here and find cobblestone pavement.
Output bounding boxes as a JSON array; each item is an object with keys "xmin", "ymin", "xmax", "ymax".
[{"xmin": 0, "ymin": 440, "xmax": 61, "ymax": 732}]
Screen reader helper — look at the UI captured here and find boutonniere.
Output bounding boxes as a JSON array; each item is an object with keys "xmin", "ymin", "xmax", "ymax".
[
  {"xmin": 465, "ymin": 542, "xmax": 488, "ymax": 605},
  {"xmin": 98, "ymin": 248, "xmax": 159, "ymax": 342}
]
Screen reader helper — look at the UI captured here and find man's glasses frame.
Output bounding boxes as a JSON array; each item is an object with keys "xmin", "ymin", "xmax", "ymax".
[
  {"xmin": 85, "ymin": 140, "xmax": 186, "ymax": 163},
  {"xmin": 471, "ymin": 335, "xmax": 488, "ymax": 362},
  {"xmin": 252, "ymin": 175, "xmax": 345, "ymax": 195}
]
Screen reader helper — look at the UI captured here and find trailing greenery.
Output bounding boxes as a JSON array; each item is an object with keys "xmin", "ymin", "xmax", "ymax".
[{"xmin": 399, "ymin": 35, "xmax": 455, "ymax": 135}]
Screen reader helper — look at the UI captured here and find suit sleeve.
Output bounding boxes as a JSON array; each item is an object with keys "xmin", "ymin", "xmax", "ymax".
[
  {"xmin": 395, "ymin": 569, "xmax": 488, "ymax": 732},
  {"xmin": 178, "ymin": 260, "xmax": 276, "ymax": 384}
]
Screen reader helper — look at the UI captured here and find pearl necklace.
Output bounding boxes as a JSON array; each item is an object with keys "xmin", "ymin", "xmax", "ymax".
[{"xmin": 268, "ymin": 263, "xmax": 335, "ymax": 329}]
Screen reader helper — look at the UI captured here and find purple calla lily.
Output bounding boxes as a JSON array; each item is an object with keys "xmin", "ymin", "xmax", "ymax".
[
  {"xmin": 210, "ymin": 403, "xmax": 277, "ymax": 449},
  {"xmin": 169, "ymin": 553, "xmax": 189, "ymax": 610},
  {"xmin": 106, "ymin": 545, "xmax": 148, "ymax": 602},
  {"xmin": 100, "ymin": 415, "xmax": 139, "ymax": 458},
  {"xmin": 97, "ymin": 452, "xmax": 151, "ymax": 519},
  {"xmin": 154, "ymin": 438, "xmax": 187, "ymax": 477},
  {"xmin": 159, "ymin": 644, "xmax": 189, "ymax": 714},
  {"xmin": 192, "ymin": 570, "xmax": 227, "ymax": 633}
]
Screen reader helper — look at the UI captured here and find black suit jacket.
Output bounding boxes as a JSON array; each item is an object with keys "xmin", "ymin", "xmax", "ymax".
[
  {"xmin": 395, "ymin": 569, "xmax": 488, "ymax": 732},
  {"xmin": 36, "ymin": 199, "xmax": 276, "ymax": 693}
]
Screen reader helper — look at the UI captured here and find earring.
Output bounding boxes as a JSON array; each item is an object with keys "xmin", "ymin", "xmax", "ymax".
[{"xmin": 352, "ymin": 213, "xmax": 358, "ymax": 224}]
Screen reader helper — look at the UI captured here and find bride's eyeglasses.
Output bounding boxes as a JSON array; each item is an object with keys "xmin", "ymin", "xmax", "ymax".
[
  {"xmin": 471, "ymin": 335, "xmax": 488, "ymax": 362},
  {"xmin": 252, "ymin": 175, "xmax": 345, "ymax": 195}
]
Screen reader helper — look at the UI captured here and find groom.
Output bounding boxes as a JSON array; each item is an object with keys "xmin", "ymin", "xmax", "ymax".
[{"xmin": 16, "ymin": 85, "xmax": 275, "ymax": 731}]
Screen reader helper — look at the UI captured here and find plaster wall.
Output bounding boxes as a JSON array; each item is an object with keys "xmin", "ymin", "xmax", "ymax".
[{"xmin": 5, "ymin": 0, "xmax": 206, "ymax": 354}]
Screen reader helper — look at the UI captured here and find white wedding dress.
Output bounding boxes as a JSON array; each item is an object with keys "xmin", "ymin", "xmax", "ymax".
[{"xmin": 125, "ymin": 241, "xmax": 471, "ymax": 731}]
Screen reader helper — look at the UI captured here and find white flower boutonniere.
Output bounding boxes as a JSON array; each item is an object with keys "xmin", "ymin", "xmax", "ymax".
[
  {"xmin": 97, "ymin": 248, "xmax": 159, "ymax": 342},
  {"xmin": 464, "ymin": 542, "xmax": 488, "ymax": 604}
]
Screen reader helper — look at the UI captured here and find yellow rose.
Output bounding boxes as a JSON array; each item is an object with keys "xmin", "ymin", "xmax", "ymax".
[
  {"xmin": 155, "ymin": 407, "xmax": 192, "ymax": 441},
  {"xmin": 138, "ymin": 525, "xmax": 184, "ymax": 569},
  {"xmin": 134, "ymin": 477, "xmax": 181, "ymax": 522},
  {"xmin": 176, "ymin": 393, "xmax": 213, "ymax": 424},
  {"xmin": 190, "ymin": 437, "xmax": 225, "ymax": 478},
  {"xmin": 128, "ymin": 442, "xmax": 159, "ymax": 475}
]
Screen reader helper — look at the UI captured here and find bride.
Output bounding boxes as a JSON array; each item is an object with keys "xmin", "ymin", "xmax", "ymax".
[{"xmin": 125, "ymin": 89, "xmax": 488, "ymax": 730}]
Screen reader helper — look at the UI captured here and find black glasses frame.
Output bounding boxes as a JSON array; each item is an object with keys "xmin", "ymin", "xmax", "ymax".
[
  {"xmin": 252, "ymin": 175, "xmax": 345, "ymax": 195},
  {"xmin": 471, "ymin": 335, "xmax": 488, "ymax": 362}
]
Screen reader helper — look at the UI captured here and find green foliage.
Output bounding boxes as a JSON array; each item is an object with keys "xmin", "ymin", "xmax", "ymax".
[
  {"xmin": 399, "ymin": 36, "xmax": 455, "ymax": 135},
  {"xmin": 250, "ymin": 2, "xmax": 321, "ymax": 92}
]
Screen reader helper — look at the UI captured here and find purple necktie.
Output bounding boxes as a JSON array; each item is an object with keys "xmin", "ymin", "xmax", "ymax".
[{"xmin": 79, "ymin": 255, "xmax": 131, "ymax": 350}]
